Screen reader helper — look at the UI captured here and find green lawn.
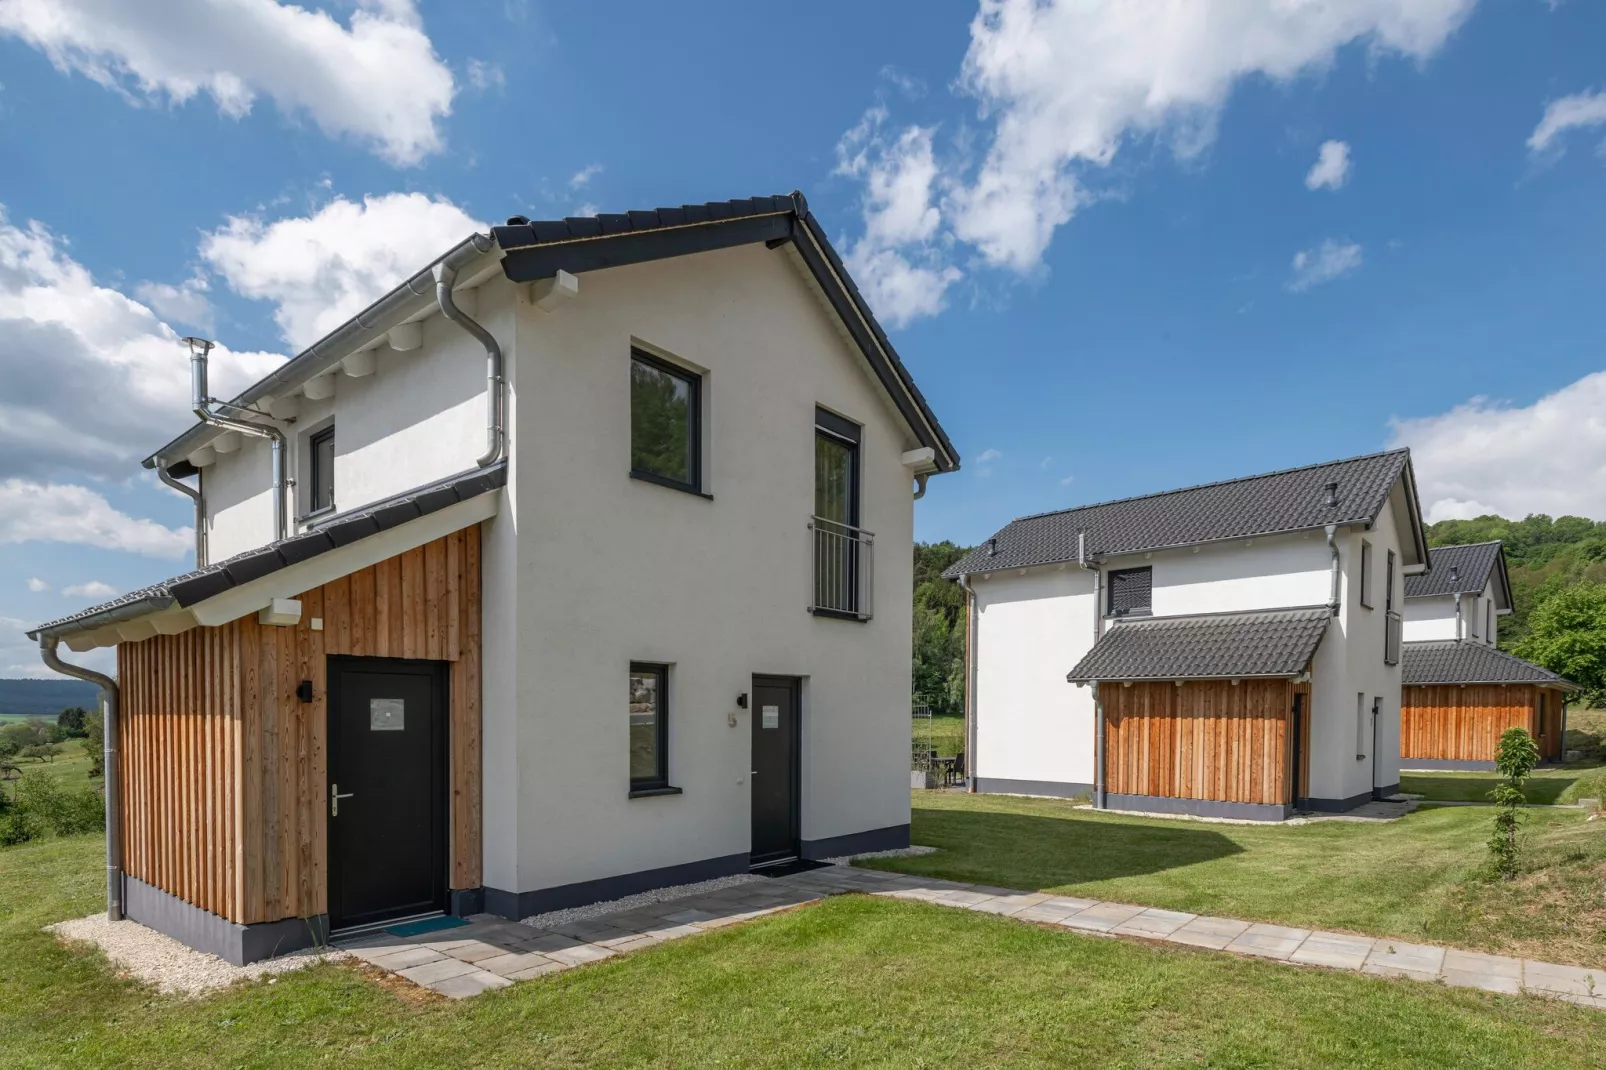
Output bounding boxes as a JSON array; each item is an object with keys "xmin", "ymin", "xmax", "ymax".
[
  {"xmin": 2, "ymin": 748, "xmax": 97, "ymax": 801},
  {"xmin": 1401, "ymin": 767, "xmax": 1589, "ymax": 805},
  {"xmin": 3, "ymin": 837, "xmax": 1605, "ymax": 1068},
  {"xmin": 912, "ymin": 713, "xmax": 964, "ymax": 758},
  {"xmin": 858, "ymin": 791, "xmax": 1606, "ymax": 971}
]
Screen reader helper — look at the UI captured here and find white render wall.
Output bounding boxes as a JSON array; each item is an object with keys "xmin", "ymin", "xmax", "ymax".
[
  {"xmin": 495, "ymin": 241, "xmax": 919, "ymax": 895},
  {"xmin": 1402, "ymin": 580, "xmax": 1498, "ymax": 646},
  {"xmin": 200, "ymin": 284, "xmax": 506, "ymax": 562}
]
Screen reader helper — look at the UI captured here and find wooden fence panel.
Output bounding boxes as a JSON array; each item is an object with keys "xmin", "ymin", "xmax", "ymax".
[{"xmin": 1104, "ymin": 679, "xmax": 1292, "ymax": 805}]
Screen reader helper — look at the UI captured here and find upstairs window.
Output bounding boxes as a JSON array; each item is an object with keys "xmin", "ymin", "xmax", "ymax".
[
  {"xmin": 630, "ymin": 351, "xmax": 701, "ymax": 493},
  {"xmin": 1358, "ymin": 540, "xmax": 1373, "ymax": 609},
  {"xmin": 1469, "ymin": 596, "xmax": 1480, "ymax": 637},
  {"xmin": 1485, "ymin": 600, "xmax": 1493, "ymax": 643},
  {"xmin": 812, "ymin": 408, "xmax": 867, "ymax": 619},
  {"xmin": 310, "ymin": 426, "xmax": 335, "ymax": 514},
  {"xmin": 1385, "ymin": 549, "xmax": 1396, "ymax": 613},
  {"xmin": 1107, "ymin": 567, "xmax": 1152, "ymax": 618}
]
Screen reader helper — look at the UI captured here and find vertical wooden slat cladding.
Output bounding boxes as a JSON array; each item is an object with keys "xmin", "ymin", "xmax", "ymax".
[
  {"xmin": 1401, "ymin": 684, "xmax": 1539, "ymax": 763},
  {"xmin": 115, "ymin": 526, "xmax": 484, "ymax": 925},
  {"xmin": 1104, "ymin": 679, "xmax": 1293, "ymax": 805}
]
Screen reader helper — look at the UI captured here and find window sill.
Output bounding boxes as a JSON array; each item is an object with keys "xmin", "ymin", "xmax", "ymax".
[
  {"xmin": 809, "ymin": 607, "xmax": 869, "ymax": 623},
  {"xmin": 297, "ymin": 504, "xmax": 339, "ymax": 526},
  {"xmin": 629, "ymin": 470, "xmax": 713, "ymax": 500},
  {"xmin": 628, "ymin": 785, "xmax": 683, "ymax": 799}
]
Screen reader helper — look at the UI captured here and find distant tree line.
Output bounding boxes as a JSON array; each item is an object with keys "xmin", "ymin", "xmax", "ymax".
[
  {"xmin": 1427, "ymin": 514, "xmax": 1606, "ymax": 706},
  {"xmin": 912, "ymin": 542, "xmax": 970, "ymax": 717}
]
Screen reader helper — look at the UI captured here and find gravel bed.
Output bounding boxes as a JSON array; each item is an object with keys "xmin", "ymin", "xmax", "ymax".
[
  {"xmin": 48, "ymin": 914, "xmax": 347, "ymax": 997},
  {"xmin": 520, "ymin": 873, "xmax": 764, "ymax": 929},
  {"xmin": 824, "ymin": 845, "xmax": 938, "ymax": 864}
]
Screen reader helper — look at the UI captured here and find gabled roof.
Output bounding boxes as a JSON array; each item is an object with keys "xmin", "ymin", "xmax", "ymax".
[
  {"xmin": 1405, "ymin": 541, "xmax": 1509, "ymax": 605},
  {"xmin": 29, "ymin": 463, "xmax": 506, "ymax": 642},
  {"xmin": 1065, "ymin": 607, "xmax": 1331, "ymax": 683},
  {"xmin": 1402, "ymin": 640, "xmax": 1580, "ymax": 690},
  {"xmin": 946, "ymin": 448, "xmax": 1424, "ymax": 578},
  {"xmin": 147, "ymin": 192, "xmax": 957, "ymax": 476}
]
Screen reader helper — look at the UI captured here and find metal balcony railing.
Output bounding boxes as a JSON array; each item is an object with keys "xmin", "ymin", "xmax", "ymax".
[
  {"xmin": 1384, "ymin": 610, "xmax": 1403, "ymax": 666},
  {"xmin": 809, "ymin": 515, "xmax": 874, "ymax": 621}
]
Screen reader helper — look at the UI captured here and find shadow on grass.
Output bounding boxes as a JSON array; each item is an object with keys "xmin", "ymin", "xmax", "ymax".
[
  {"xmin": 1402, "ymin": 773, "xmax": 1576, "ymax": 805},
  {"xmin": 888, "ymin": 807, "xmax": 1245, "ymax": 889}
]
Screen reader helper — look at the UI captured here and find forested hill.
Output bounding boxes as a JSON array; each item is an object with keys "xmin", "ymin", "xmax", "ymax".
[
  {"xmin": 1425, "ymin": 514, "xmax": 1606, "ymax": 648},
  {"xmin": 0, "ymin": 678, "xmax": 100, "ymax": 717}
]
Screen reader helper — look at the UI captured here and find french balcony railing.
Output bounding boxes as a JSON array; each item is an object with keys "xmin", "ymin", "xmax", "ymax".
[
  {"xmin": 1384, "ymin": 610, "xmax": 1403, "ymax": 666},
  {"xmin": 809, "ymin": 515, "xmax": 874, "ymax": 621}
]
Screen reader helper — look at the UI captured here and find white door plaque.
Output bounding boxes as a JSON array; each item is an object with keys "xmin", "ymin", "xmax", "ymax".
[
  {"xmin": 762, "ymin": 705, "xmax": 780, "ymax": 729},
  {"xmin": 370, "ymin": 698, "xmax": 405, "ymax": 731}
]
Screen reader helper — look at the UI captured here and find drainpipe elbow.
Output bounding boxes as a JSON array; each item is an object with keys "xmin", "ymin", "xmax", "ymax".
[
  {"xmin": 1325, "ymin": 524, "xmax": 1341, "ymax": 617},
  {"xmin": 434, "ymin": 259, "xmax": 505, "ymax": 468}
]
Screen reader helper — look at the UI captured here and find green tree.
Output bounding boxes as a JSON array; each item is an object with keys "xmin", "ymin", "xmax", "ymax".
[
  {"xmin": 911, "ymin": 542, "xmax": 972, "ymax": 716},
  {"xmin": 82, "ymin": 712, "xmax": 104, "ymax": 779},
  {"xmin": 56, "ymin": 707, "xmax": 89, "ymax": 738},
  {"xmin": 1514, "ymin": 583, "xmax": 1606, "ymax": 706},
  {"xmin": 1487, "ymin": 727, "xmax": 1541, "ymax": 880}
]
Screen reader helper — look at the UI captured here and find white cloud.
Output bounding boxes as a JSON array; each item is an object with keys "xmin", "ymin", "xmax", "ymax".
[
  {"xmin": 62, "ymin": 580, "xmax": 117, "ymax": 599},
  {"xmin": 466, "ymin": 58, "xmax": 504, "ymax": 92},
  {"xmin": 199, "ymin": 192, "xmax": 484, "ymax": 350},
  {"xmin": 1039, "ymin": 456, "xmax": 1052, "ymax": 468},
  {"xmin": 1527, "ymin": 89, "xmax": 1606, "ymax": 155},
  {"xmin": 133, "ymin": 276, "xmax": 213, "ymax": 331},
  {"xmin": 1390, "ymin": 371, "xmax": 1606, "ymax": 523},
  {"xmin": 0, "ymin": 0, "xmax": 455, "ymax": 166},
  {"xmin": 0, "ymin": 206, "xmax": 284, "ymax": 481},
  {"xmin": 0, "ymin": 479, "xmax": 191, "ymax": 558},
  {"xmin": 1288, "ymin": 239, "xmax": 1363, "ymax": 291},
  {"xmin": 1059, "ymin": 474, "xmax": 1076, "ymax": 487},
  {"xmin": 1305, "ymin": 140, "xmax": 1352, "ymax": 190},
  {"xmin": 835, "ymin": 0, "xmax": 1471, "ymax": 319},
  {"xmin": 834, "ymin": 107, "xmax": 962, "ymax": 326},
  {"xmin": 975, "ymin": 448, "xmax": 1003, "ymax": 463},
  {"xmin": 569, "ymin": 163, "xmax": 603, "ymax": 189},
  {"xmin": 0, "ymin": 613, "xmax": 114, "ymax": 676},
  {"xmin": 572, "ymin": 202, "xmax": 599, "ymax": 218},
  {"xmin": 25, "ymin": 577, "xmax": 47, "ymax": 592}
]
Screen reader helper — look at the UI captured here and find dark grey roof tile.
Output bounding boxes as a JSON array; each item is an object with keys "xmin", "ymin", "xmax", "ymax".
[
  {"xmin": 1066, "ymin": 608, "xmax": 1331, "ymax": 682},
  {"xmin": 1402, "ymin": 641, "xmax": 1579, "ymax": 689},
  {"xmin": 1406, "ymin": 542, "xmax": 1502, "ymax": 598},
  {"xmin": 948, "ymin": 449, "xmax": 1411, "ymax": 577}
]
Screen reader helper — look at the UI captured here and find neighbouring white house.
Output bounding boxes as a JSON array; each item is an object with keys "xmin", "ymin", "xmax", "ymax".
[
  {"xmin": 943, "ymin": 449, "xmax": 1429, "ymax": 820},
  {"xmin": 1400, "ymin": 542, "xmax": 1578, "ymax": 769},
  {"xmin": 27, "ymin": 193, "xmax": 959, "ymax": 964}
]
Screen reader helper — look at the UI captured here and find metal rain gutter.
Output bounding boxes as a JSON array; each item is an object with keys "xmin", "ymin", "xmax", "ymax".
[
  {"xmin": 432, "ymin": 240, "xmax": 504, "ymax": 467},
  {"xmin": 39, "ymin": 637, "xmax": 122, "ymax": 920},
  {"xmin": 158, "ymin": 467, "xmax": 206, "ymax": 568}
]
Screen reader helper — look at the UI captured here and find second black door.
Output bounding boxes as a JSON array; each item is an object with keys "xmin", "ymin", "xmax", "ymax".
[
  {"xmin": 750, "ymin": 675, "xmax": 800, "ymax": 866},
  {"xmin": 327, "ymin": 657, "xmax": 448, "ymax": 931}
]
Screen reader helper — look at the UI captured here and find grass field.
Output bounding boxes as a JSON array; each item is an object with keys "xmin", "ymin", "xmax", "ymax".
[
  {"xmin": 861, "ymin": 791, "xmax": 1606, "ymax": 970},
  {"xmin": 1401, "ymin": 767, "xmax": 1592, "ymax": 804},
  {"xmin": 2, "ymin": 748, "xmax": 97, "ymax": 801},
  {"xmin": 3, "ymin": 836, "xmax": 1605, "ymax": 1068},
  {"xmin": 912, "ymin": 713, "xmax": 964, "ymax": 759}
]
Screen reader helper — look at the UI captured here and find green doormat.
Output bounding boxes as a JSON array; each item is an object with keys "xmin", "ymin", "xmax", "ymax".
[{"xmin": 385, "ymin": 915, "xmax": 470, "ymax": 938}]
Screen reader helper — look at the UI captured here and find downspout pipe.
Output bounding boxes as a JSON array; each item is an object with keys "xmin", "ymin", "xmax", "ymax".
[
  {"xmin": 157, "ymin": 467, "xmax": 206, "ymax": 569},
  {"xmin": 187, "ymin": 339, "xmax": 288, "ymax": 544},
  {"xmin": 958, "ymin": 574, "xmax": 977, "ymax": 792},
  {"xmin": 39, "ymin": 637, "xmax": 121, "ymax": 921},
  {"xmin": 1324, "ymin": 524, "xmax": 1341, "ymax": 617},
  {"xmin": 433, "ymin": 240, "xmax": 504, "ymax": 467}
]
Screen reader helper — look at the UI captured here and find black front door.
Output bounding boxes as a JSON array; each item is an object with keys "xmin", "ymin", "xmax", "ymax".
[
  {"xmin": 750, "ymin": 675, "xmax": 800, "ymax": 866},
  {"xmin": 327, "ymin": 657, "xmax": 448, "ymax": 930}
]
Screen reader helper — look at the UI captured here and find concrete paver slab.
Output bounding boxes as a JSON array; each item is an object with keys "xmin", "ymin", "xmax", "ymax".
[
  {"xmin": 1225, "ymin": 923, "xmax": 1311, "ymax": 961},
  {"xmin": 1440, "ymin": 949, "xmax": 1523, "ymax": 995},
  {"xmin": 1167, "ymin": 916, "xmax": 1251, "ymax": 950},
  {"xmin": 1290, "ymin": 931, "xmax": 1374, "ymax": 970},
  {"xmin": 1113, "ymin": 908, "xmax": 1197, "ymax": 940},
  {"xmin": 429, "ymin": 971, "xmax": 514, "ymax": 999},
  {"xmin": 364, "ymin": 946, "xmax": 446, "ymax": 971},
  {"xmin": 1364, "ymin": 940, "xmax": 1446, "ymax": 980},
  {"xmin": 397, "ymin": 958, "xmax": 482, "ymax": 986},
  {"xmin": 1058, "ymin": 902, "xmax": 1147, "ymax": 933},
  {"xmin": 1523, "ymin": 960, "xmax": 1604, "ymax": 999}
]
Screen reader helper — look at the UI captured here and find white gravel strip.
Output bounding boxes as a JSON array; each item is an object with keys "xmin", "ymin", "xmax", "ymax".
[
  {"xmin": 48, "ymin": 914, "xmax": 347, "ymax": 998},
  {"xmin": 824, "ymin": 845, "xmax": 938, "ymax": 865},
  {"xmin": 520, "ymin": 873, "xmax": 764, "ymax": 930}
]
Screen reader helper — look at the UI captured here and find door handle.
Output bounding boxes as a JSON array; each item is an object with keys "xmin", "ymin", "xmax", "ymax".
[{"xmin": 331, "ymin": 783, "xmax": 355, "ymax": 816}]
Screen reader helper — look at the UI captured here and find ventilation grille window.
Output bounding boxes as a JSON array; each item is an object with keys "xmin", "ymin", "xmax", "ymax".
[{"xmin": 1108, "ymin": 567, "xmax": 1153, "ymax": 618}]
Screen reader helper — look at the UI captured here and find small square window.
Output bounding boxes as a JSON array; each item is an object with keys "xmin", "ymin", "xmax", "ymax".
[
  {"xmin": 628, "ymin": 663, "xmax": 669, "ymax": 791},
  {"xmin": 630, "ymin": 352, "xmax": 700, "ymax": 493},
  {"xmin": 310, "ymin": 427, "xmax": 335, "ymax": 513},
  {"xmin": 1107, "ymin": 567, "xmax": 1152, "ymax": 618}
]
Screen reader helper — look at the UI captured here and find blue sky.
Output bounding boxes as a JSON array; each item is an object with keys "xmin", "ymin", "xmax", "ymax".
[{"xmin": 3, "ymin": 0, "xmax": 1606, "ymax": 674}]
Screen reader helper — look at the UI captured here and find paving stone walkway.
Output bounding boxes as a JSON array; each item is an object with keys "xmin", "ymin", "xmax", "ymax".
[{"xmin": 338, "ymin": 865, "xmax": 1606, "ymax": 1010}]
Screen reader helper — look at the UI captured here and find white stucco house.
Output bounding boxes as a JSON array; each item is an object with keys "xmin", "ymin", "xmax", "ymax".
[
  {"xmin": 944, "ymin": 449, "xmax": 1429, "ymax": 820},
  {"xmin": 28, "ymin": 193, "xmax": 960, "ymax": 963},
  {"xmin": 1401, "ymin": 540, "xmax": 1511, "ymax": 646}
]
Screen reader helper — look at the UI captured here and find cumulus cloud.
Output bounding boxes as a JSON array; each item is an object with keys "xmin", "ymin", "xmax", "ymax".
[
  {"xmin": 466, "ymin": 59, "xmax": 504, "ymax": 92},
  {"xmin": 199, "ymin": 192, "xmax": 485, "ymax": 350},
  {"xmin": 834, "ymin": 107, "xmax": 961, "ymax": 326},
  {"xmin": 835, "ymin": 0, "xmax": 1471, "ymax": 321},
  {"xmin": 1527, "ymin": 89, "xmax": 1606, "ymax": 155},
  {"xmin": 1390, "ymin": 371, "xmax": 1606, "ymax": 523},
  {"xmin": 26, "ymin": 577, "xmax": 47, "ymax": 592},
  {"xmin": 0, "ymin": 207, "xmax": 283, "ymax": 481},
  {"xmin": 569, "ymin": 163, "xmax": 603, "ymax": 189},
  {"xmin": 0, "ymin": 479, "xmax": 192, "ymax": 558},
  {"xmin": 62, "ymin": 580, "xmax": 117, "ymax": 599},
  {"xmin": 1288, "ymin": 239, "xmax": 1363, "ymax": 291},
  {"xmin": 0, "ymin": 0, "xmax": 455, "ymax": 166},
  {"xmin": 133, "ymin": 276, "xmax": 214, "ymax": 331},
  {"xmin": 1305, "ymin": 140, "xmax": 1352, "ymax": 190},
  {"xmin": 0, "ymin": 613, "xmax": 114, "ymax": 676}
]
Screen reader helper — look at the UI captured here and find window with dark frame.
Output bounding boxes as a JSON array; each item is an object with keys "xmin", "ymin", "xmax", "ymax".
[
  {"xmin": 1385, "ymin": 549, "xmax": 1396, "ymax": 613},
  {"xmin": 309, "ymin": 426, "xmax": 335, "ymax": 513},
  {"xmin": 1469, "ymin": 596, "xmax": 1480, "ymax": 637},
  {"xmin": 1486, "ymin": 600, "xmax": 1493, "ymax": 643},
  {"xmin": 1106, "ymin": 566, "xmax": 1152, "ymax": 618},
  {"xmin": 628, "ymin": 662, "xmax": 670, "ymax": 792},
  {"xmin": 630, "ymin": 351, "xmax": 701, "ymax": 493},
  {"xmin": 1358, "ymin": 540, "xmax": 1373, "ymax": 609},
  {"xmin": 813, "ymin": 408, "xmax": 864, "ymax": 617}
]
